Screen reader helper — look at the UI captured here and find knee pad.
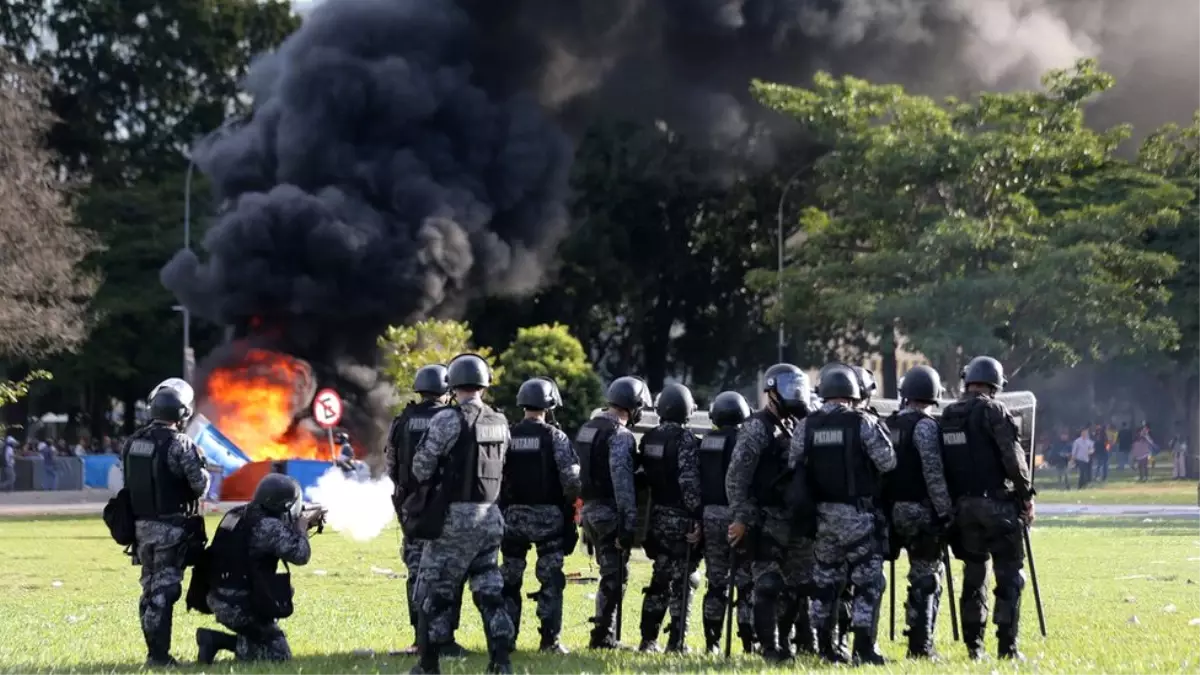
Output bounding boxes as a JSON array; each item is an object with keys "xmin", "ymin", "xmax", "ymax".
[
  {"xmin": 911, "ymin": 574, "xmax": 939, "ymax": 597},
  {"xmin": 962, "ymin": 562, "xmax": 987, "ymax": 589},
  {"xmin": 162, "ymin": 582, "xmax": 182, "ymax": 605},
  {"xmin": 995, "ymin": 565, "xmax": 1026, "ymax": 593},
  {"xmin": 501, "ymin": 538, "xmax": 527, "ymax": 560},
  {"xmin": 473, "ymin": 588, "xmax": 506, "ymax": 614}
]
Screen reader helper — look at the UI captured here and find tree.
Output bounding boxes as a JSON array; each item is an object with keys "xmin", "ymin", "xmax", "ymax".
[
  {"xmin": 492, "ymin": 323, "xmax": 604, "ymax": 433},
  {"xmin": 0, "ymin": 57, "xmax": 101, "ymax": 358},
  {"xmin": 378, "ymin": 319, "xmax": 500, "ymax": 410},
  {"xmin": 750, "ymin": 60, "xmax": 1185, "ymax": 390}
]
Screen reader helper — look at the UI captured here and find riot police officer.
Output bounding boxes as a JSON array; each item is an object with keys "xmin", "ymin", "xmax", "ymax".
[
  {"xmin": 577, "ymin": 376, "xmax": 651, "ymax": 649},
  {"xmin": 941, "ymin": 356, "xmax": 1035, "ymax": 661},
  {"xmin": 409, "ymin": 354, "xmax": 513, "ymax": 674},
  {"xmin": 500, "ymin": 377, "xmax": 581, "ymax": 654},
  {"xmin": 726, "ymin": 363, "xmax": 814, "ymax": 663},
  {"xmin": 788, "ymin": 364, "xmax": 896, "ymax": 665},
  {"xmin": 197, "ymin": 474, "xmax": 314, "ymax": 663},
  {"xmin": 384, "ymin": 364, "xmax": 466, "ymax": 656},
  {"xmin": 122, "ymin": 378, "xmax": 209, "ymax": 666},
  {"xmin": 699, "ymin": 391, "xmax": 755, "ymax": 654},
  {"xmin": 852, "ymin": 366, "xmax": 879, "ymax": 414},
  {"xmin": 884, "ymin": 365, "xmax": 953, "ymax": 659},
  {"xmin": 638, "ymin": 384, "xmax": 702, "ymax": 653}
]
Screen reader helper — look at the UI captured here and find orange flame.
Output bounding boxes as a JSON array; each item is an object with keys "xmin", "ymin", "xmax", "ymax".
[{"xmin": 201, "ymin": 347, "xmax": 334, "ymax": 461}]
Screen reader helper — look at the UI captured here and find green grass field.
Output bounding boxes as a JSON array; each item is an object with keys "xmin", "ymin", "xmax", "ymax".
[
  {"xmin": 1, "ymin": 513, "xmax": 1197, "ymax": 674},
  {"xmin": 1034, "ymin": 463, "xmax": 1197, "ymax": 505}
]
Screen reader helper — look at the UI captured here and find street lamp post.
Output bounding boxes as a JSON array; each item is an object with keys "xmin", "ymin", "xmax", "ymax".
[
  {"xmin": 181, "ymin": 157, "xmax": 196, "ymax": 383},
  {"xmin": 775, "ymin": 169, "xmax": 804, "ymax": 364}
]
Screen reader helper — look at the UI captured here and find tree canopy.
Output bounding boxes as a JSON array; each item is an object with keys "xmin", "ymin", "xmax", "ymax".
[{"xmin": 378, "ymin": 319, "xmax": 500, "ymax": 411}]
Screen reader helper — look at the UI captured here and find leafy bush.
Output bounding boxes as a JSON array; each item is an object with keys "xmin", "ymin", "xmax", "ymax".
[
  {"xmin": 378, "ymin": 320, "xmax": 500, "ymax": 410},
  {"xmin": 493, "ymin": 323, "xmax": 603, "ymax": 432}
]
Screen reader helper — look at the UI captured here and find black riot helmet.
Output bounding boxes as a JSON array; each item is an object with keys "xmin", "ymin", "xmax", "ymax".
[
  {"xmin": 817, "ymin": 363, "xmax": 862, "ymax": 401},
  {"xmin": 852, "ymin": 366, "xmax": 877, "ymax": 403},
  {"xmin": 413, "ymin": 364, "xmax": 450, "ymax": 396},
  {"xmin": 252, "ymin": 473, "xmax": 302, "ymax": 519},
  {"xmin": 655, "ymin": 383, "xmax": 697, "ymax": 424},
  {"xmin": 606, "ymin": 376, "xmax": 652, "ymax": 426},
  {"xmin": 962, "ymin": 356, "xmax": 1006, "ymax": 391},
  {"xmin": 764, "ymin": 363, "xmax": 812, "ymax": 417},
  {"xmin": 900, "ymin": 365, "xmax": 942, "ymax": 404},
  {"xmin": 517, "ymin": 377, "xmax": 559, "ymax": 410},
  {"xmin": 709, "ymin": 391, "xmax": 751, "ymax": 428},
  {"xmin": 149, "ymin": 388, "xmax": 190, "ymax": 424},
  {"xmin": 447, "ymin": 353, "xmax": 491, "ymax": 389}
]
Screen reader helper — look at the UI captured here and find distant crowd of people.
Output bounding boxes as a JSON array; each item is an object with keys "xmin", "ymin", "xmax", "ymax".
[
  {"xmin": 0, "ymin": 433, "xmax": 127, "ymax": 492},
  {"xmin": 1044, "ymin": 421, "xmax": 1189, "ymax": 489}
]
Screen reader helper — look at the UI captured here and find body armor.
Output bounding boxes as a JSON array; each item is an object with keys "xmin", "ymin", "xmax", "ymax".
[
  {"xmin": 123, "ymin": 424, "xmax": 197, "ymax": 519},
  {"xmin": 805, "ymin": 409, "xmax": 879, "ymax": 504},
  {"xmin": 699, "ymin": 428, "xmax": 737, "ymax": 506},
  {"xmin": 883, "ymin": 411, "xmax": 935, "ymax": 504},
  {"xmin": 388, "ymin": 400, "xmax": 443, "ymax": 494},
  {"xmin": 577, "ymin": 417, "xmax": 618, "ymax": 500},
  {"xmin": 640, "ymin": 425, "xmax": 686, "ymax": 509},
  {"xmin": 940, "ymin": 398, "xmax": 1010, "ymax": 499},
  {"xmin": 452, "ymin": 407, "xmax": 509, "ymax": 504},
  {"xmin": 749, "ymin": 411, "xmax": 791, "ymax": 508},
  {"xmin": 503, "ymin": 419, "xmax": 562, "ymax": 506}
]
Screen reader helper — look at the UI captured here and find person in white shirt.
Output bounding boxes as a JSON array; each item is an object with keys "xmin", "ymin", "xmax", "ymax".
[
  {"xmin": 0, "ymin": 438, "xmax": 15, "ymax": 491},
  {"xmin": 1071, "ymin": 428, "xmax": 1093, "ymax": 489}
]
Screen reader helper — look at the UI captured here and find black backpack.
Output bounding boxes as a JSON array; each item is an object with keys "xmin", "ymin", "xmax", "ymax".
[{"xmin": 102, "ymin": 488, "xmax": 136, "ymax": 547}]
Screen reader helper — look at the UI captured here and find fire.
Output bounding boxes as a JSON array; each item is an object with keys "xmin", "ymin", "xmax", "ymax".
[{"xmin": 201, "ymin": 347, "xmax": 331, "ymax": 461}]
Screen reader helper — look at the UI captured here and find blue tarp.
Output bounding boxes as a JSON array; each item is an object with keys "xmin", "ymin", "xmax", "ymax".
[
  {"xmin": 82, "ymin": 454, "xmax": 119, "ymax": 488},
  {"xmin": 187, "ymin": 414, "xmax": 250, "ymax": 475},
  {"xmin": 286, "ymin": 459, "xmax": 334, "ymax": 500}
]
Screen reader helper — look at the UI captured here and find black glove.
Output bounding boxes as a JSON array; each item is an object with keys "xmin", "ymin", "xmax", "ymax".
[
  {"xmin": 562, "ymin": 507, "xmax": 580, "ymax": 556},
  {"xmin": 617, "ymin": 524, "xmax": 635, "ymax": 550}
]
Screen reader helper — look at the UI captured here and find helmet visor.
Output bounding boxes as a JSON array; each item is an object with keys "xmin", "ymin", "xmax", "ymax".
[{"xmin": 774, "ymin": 372, "xmax": 808, "ymax": 402}]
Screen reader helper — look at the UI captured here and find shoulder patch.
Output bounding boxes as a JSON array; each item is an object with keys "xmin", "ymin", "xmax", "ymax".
[
  {"xmin": 576, "ymin": 426, "xmax": 598, "ymax": 444},
  {"xmin": 476, "ymin": 423, "xmax": 507, "ymax": 444}
]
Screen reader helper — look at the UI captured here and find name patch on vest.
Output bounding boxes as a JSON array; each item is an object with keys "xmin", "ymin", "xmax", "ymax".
[
  {"xmin": 476, "ymin": 424, "xmax": 507, "ymax": 444},
  {"xmin": 219, "ymin": 511, "xmax": 241, "ymax": 531},
  {"xmin": 511, "ymin": 436, "xmax": 541, "ymax": 451},
  {"xmin": 576, "ymin": 426, "xmax": 598, "ymax": 444},
  {"xmin": 889, "ymin": 429, "xmax": 901, "ymax": 445},
  {"xmin": 942, "ymin": 431, "xmax": 968, "ymax": 446},
  {"xmin": 813, "ymin": 429, "xmax": 844, "ymax": 446},
  {"xmin": 700, "ymin": 435, "xmax": 727, "ymax": 451},
  {"xmin": 407, "ymin": 417, "xmax": 430, "ymax": 432},
  {"xmin": 127, "ymin": 439, "xmax": 156, "ymax": 457},
  {"xmin": 644, "ymin": 443, "xmax": 665, "ymax": 459}
]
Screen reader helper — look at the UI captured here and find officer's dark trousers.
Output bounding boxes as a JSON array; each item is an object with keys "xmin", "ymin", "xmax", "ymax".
[
  {"xmin": 952, "ymin": 497, "xmax": 1025, "ymax": 648},
  {"xmin": 136, "ymin": 536, "xmax": 186, "ymax": 659},
  {"xmin": 581, "ymin": 504, "xmax": 629, "ymax": 644}
]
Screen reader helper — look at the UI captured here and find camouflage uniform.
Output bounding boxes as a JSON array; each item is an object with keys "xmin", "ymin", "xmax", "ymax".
[
  {"xmin": 639, "ymin": 423, "xmax": 701, "ymax": 651},
  {"xmin": 788, "ymin": 403, "xmax": 896, "ymax": 645},
  {"xmin": 579, "ymin": 410, "xmax": 638, "ymax": 646},
  {"xmin": 942, "ymin": 391, "xmax": 1034, "ymax": 658},
  {"xmin": 888, "ymin": 408, "xmax": 953, "ymax": 655},
  {"xmin": 206, "ymin": 515, "xmax": 312, "ymax": 661},
  {"xmin": 725, "ymin": 412, "xmax": 814, "ymax": 658},
  {"xmin": 412, "ymin": 397, "xmax": 514, "ymax": 658},
  {"xmin": 125, "ymin": 424, "xmax": 209, "ymax": 663},
  {"xmin": 500, "ymin": 421, "xmax": 581, "ymax": 647},
  {"xmin": 701, "ymin": 504, "xmax": 754, "ymax": 648}
]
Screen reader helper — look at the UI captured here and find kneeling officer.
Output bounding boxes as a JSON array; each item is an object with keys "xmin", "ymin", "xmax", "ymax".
[{"xmin": 195, "ymin": 474, "xmax": 315, "ymax": 663}]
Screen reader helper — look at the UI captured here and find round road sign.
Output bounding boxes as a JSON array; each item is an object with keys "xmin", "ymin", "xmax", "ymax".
[{"xmin": 312, "ymin": 388, "xmax": 343, "ymax": 429}]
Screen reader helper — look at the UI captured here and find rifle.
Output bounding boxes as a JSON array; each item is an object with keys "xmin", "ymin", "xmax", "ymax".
[
  {"xmin": 888, "ymin": 559, "xmax": 896, "ymax": 641},
  {"xmin": 673, "ymin": 533, "xmax": 695, "ymax": 647},
  {"xmin": 1024, "ymin": 526, "xmax": 1048, "ymax": 637},
  {"xmin": 942, "ymin": 546, "xmax": 959, "ymax": 641},
  {"xmin": 724, "ymin": 548, "xmax": 736, "ymax": 659},
  {"xmin": 301, "ymin": 503, "xmax": 327, "ymax": 535},
  {"xmin": 616, "ymin": 547, "xmax": 626, "ymax": 643}
]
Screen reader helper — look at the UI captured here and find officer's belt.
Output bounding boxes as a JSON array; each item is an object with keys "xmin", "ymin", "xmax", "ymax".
[
  {"xmin": 819, "ymin": 496, "xmax": 878, "ymax": 511},
  {"xmin": 959, "ymin": 489, "xmax": 1014, "ymax": 500}
]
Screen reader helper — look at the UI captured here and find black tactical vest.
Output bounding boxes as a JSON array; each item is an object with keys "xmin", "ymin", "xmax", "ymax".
[
  {"xmin": 577, "ymin": 417, "xmax": 619, "ymax": 500},
  {"xmin": 883, "ymin": 410, "xmax": 935, "ymax": 504},
  {"xmin": 449, "ymin": 406, "xmax": 508, "ymax": 504},
  {"xmin": 640, "ymin": 425, "xmax": 687, "ymax": 509},
  {"xmin": 699, "ymin": 428, "xmax": 737, "ymax": 507},
  {"xmin": 749, "ymin": 411, "xmax": 792, "ymax": 509},
  {"xmin": 805, "ymin": 408, "xmax": 878, "ymax": 504},
  {"xmin": 207, "ymin": 505, "xmax": 294, "ymax": 619},
  {"xmin": 503, "ymin": 419, "xmax": 562, "ymax": 506},
  {"xmin": 940, "ymin": 397, "xmax": 1009, "ymax": 499},
  {"xmin": 388, "ymin": 400, "xmax": 443, "ymax": 492},
  {"xmin": 123, "ymin": 423, "xmax": 197, "ymax": 519}
]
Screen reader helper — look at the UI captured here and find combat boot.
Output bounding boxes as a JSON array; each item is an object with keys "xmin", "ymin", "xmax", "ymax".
[
  {"xmin": 409, "ymin": 645, "xmax": 439, "ymax": 675},
  {"xmin": 817, "ymin": 628, "xmax": 848, "ymax": 664},
  {"xmin": 538, "ymin": 629, "xmax": 569, "ymax": 655},
  {"xmin": 963, "ymin": 622, "xmax": 987, "ymax": 661},
  {"xmin": 195, "ymin": 628, "xmax": 237, "ymax": 665},
  {"xmin": 793, "ymin": 596, "xmax": 817, "ymax": 655},
  {"xmin": 703, "ymin": 618, "xmax": 723, "ymax": 654},
  {"xmin": 836, "ymin": 603, "xmax": 853, "ymax": 661},
  {"xmin": 587, "ymin": 624, "xmax": 619, "ymax": 650},
  {"xmin": 485, "ymin": 644, "xmax": 513, "ymax": 675},
  {"xmin": 664, "ymin": 618, "xmax": 690, "ymax": 654},
  {"xmin": 439, "ymin": 640, "xmax": 470, "ymax": 657},
  {"xmin": 851, "ymin": 628, "xmax": 887, "ymax": 666},
  {"xmin": 737, "ymin": 623, "xmax": 757, "ymax": 654},
  {"xmin": 997, "ymin": 625, "xmax": 1025, "ymax": 661}
]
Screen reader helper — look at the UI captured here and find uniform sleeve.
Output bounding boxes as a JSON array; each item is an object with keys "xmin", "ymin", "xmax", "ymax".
[
  {"xmin": 914, "ymin": 417, "xmax": 952, "ymax": 519},
  {"xmin": 726, "ymin": 416, "xmax": 767, "ymax": 527},
  {"xmin": 609, "ymin": 428, "xmax": 638, "ymax": 533},
  {"xmin": 861, "ymin": 416, "xmax": 897, "ymax": 473},
  {"xmin": 168, "ymin": 435, "xmax": 211, "ymax": 498},
  {"xmin": 412, "ymin": 409, "xmax": 460, "ymax": 483},
  {"xmin": 787, "ymin": 418, "xmax": 808, "ymax": 470},
  {"xmin": 676, "ymin": 430, "xmax": 702, "ymax": 517},
  {"xmin": 252, "ymin": 517, "xmax": 312, "ymax": 566},
  {"xmin": 383, "ymin": 416, "xmax": 401, "ymax": 476},
  {"xmin": 989, "ymin": 402, "xmax": 1033, "ymax": 500},
  {"xmin": 550, "ymin": 427, "xmax": 581, "ymax": 502}
]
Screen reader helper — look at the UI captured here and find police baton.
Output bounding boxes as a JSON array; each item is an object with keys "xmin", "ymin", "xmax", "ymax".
[
  {"xmin": 942, "ymin": 546, "xmax": 959, "ymax": 641},
  {"xmin": 724, "ymin": 548, "xmax": 736, "ymax": 659},
  {"xmin": 1023, "ymin": 526, "xmax": 1048, "ymax": 637},
  {"xmin": 675, "ymin": 531, "xmax": 695, "ymax": 648},
  {"xmin": 888, "ymin": 559, "xmax": 895, "ymax": 641},
  {"xmin": 616, "ymin": 547, "xmax": 626, "ymax": 644}
]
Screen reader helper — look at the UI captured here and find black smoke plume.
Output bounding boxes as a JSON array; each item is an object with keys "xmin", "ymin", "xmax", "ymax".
[{"xmin": 163, "ymin": 0, "xmax": 571, "ymax": 462}]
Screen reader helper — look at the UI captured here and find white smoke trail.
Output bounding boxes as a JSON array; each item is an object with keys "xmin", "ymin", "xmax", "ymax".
[{"xmin": 306, "ymin": 466, "xmax": 395, "ymax": 542}]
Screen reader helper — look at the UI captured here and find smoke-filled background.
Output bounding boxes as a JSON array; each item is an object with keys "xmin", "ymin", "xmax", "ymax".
[{"xmin": 167, "ymin": 0, "xmax": 1197, "ymax": 463}]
